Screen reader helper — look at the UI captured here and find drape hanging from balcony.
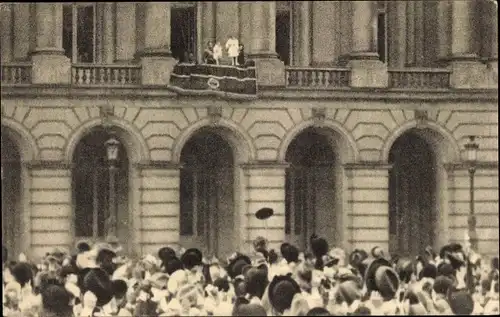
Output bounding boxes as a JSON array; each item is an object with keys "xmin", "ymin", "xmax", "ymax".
[{"xmin": 167, "ymin": 64, "xmax": 258, "ymax": 100}]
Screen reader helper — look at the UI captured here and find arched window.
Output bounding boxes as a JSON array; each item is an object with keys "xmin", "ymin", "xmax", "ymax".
[
  {"xmin": 63, "ymin": 3, "xmax": 97, "ymax": 63},
  {"xmin": 377, "ymin": 1, "xmax": 387, "ymax": 63}
]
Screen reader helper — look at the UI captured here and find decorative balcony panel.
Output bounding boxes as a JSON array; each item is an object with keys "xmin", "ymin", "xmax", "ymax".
[
  {"xmin": 1, "ymin": 63, "xmax": 32, "ymax": 85},
  {"xmin": 285, "ymin": 67, "xmax": 351, "ymax": 89},
  {"xmin": 388, "ymin": 68, "xmax": 451, "ymax": 89},
  {"xmin": 72, "ymin": 64, "xmax": 141, "ymax": 86},
  {"xmin": 168, "ymin": 63, "xmax": 257, "ymax": 100}
]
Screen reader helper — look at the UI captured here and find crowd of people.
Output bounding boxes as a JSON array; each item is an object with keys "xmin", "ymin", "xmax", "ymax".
[{"xmin": 2, "ymin": 233, "xmax": 499, "ymax": 316}]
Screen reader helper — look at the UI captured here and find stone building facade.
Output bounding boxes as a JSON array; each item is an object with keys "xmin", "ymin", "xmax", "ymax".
[{"xmin": 1, "ymin": 1, "xmax": 498, "ymax": 260}]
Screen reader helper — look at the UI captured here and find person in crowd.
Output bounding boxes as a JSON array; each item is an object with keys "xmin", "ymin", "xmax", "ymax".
[
  {"xmin": 225, "ymin": 35, "xmax": 239, "ymax": 66},
  {"xmin": 203, "ymin": 41, "xmax": 216, "ymax": 65},
  {"xmin": 2, "ymin": 225, "xmax": 499, "ymax": 317}
]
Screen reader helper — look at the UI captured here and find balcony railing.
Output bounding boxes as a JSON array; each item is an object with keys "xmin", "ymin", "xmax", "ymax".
[
  {"xmin": 72, "ymin": 64, "xmax": 141, "ymax": 86},
  {"xmin": 388, "ymin": 68, "xmax": 451, "ymax": 89},
  {"xmin": 286, "ymin": 67, "xmax": 350, "ymax": 89},
  {"xmin": 1, "ymin": 63, "xmax": 32, "ymax": 85}
]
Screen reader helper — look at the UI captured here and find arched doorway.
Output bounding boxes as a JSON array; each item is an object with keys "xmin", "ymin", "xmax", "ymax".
[
  {"xmin": 1, "ymin": 132, "xmax": 22, "ymax": 257},
  {"xmin": 179, "ymin": 128, "xmax": 235, "ymax": 258},
  {"xmin": 72, "ymin": 128, "xmax": 129, "ymax": 244},
  {"xmin": 285, "ymin": 128, "xmax": 337, "ymax": 250},
  {"xmin": 389, "ymin": 130, "xmax": 437, "ymax": 257}
]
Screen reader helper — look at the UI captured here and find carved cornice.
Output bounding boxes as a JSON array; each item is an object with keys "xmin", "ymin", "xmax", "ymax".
[
  {"xmin": 444, "ymin": 162, "xmax": 499, "ymax": 171},
  {"xmin": 134, "ymin": 161, "xmax": 183, "ymax": 170},
  {"xmin": 23, "ymin": 160, "xmax": 73, "ymax": 170},
  {"xmin": 240, "ymin": 161, "xmax": 290, "ymax": 170},
  {"xmin": 343, "ymin": 162, "xmax": 393, "ymax": 170}
]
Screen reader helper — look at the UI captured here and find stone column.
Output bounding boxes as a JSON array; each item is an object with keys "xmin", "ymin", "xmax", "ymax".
[
  {"xmin": 102, "ymin": 2, "xmax": 115, "ymax": 64},
  {"xmin": 242, "ymin": 163, "xmax": 288, "ymax": 253},
  {"xmin": 344, "ymin": 164, "xmax": 390, "ymax": 254},
  {"xmin": 0, "ymin": 3, "xmax": 13, "ymax": 62},
  {"xmin": 139, "ymin": 2, "xmax": 176, "ymax": 85},
  {"xmin": 449, "ymin": 0, "xmax": 490, "ymax": 89},
  {"xmin": 249, "ymin": 1, "xmax": 285, "ymax": 86},
  {"xmin": 348, "ymin": 1, "xmax": 388, "ymax": 88},
  {"xmin": 138, "ymin": 164, "xmax": 181, "ymax": 256},
  {"xmin": 436, "ymin": 0, "xmax": 452, "ymax": 64},
  {"xmin": 32, "ymin": 3, "xmax": 71, "ymax": 84},
  {"xmin": 297, "ymin": 2, "xmax": 311, "ymax": 66},
  {"xmin": 115, "ymin": 3, "xmax": 136, "ymax": 62},
  {"xmin": 28, "ymin": 163, "xmax": 72, "ymax": 260}
]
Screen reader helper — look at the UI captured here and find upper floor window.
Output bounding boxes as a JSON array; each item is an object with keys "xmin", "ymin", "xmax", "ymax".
[
  {"xmin": 63, "ymin": 3, "xmax": 96, "ymax": 63},
  {"xmin": 377, "ymin": 1, "xmax": 387, "ymax": 63},
  {"xmin": 171, "ymin": 2, "xmax": 197, "ymax": 62},
  {"xmin": 276, "ymin": 1, "xmax": 292, "ymax": 66}
]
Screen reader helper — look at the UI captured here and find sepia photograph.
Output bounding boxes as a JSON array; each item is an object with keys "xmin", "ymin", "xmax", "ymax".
[{"xmin": 0, "ymin": 1, "xmax": 499, "ymax": 316}]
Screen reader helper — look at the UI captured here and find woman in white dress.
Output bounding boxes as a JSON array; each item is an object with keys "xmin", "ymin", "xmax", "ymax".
[{"xmin": 225, "ymin": 35, "xmax": 239, "ymax": 66}]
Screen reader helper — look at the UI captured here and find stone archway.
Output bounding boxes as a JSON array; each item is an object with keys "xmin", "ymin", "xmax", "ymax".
[
  {"xmin": 1, "ymin": 130, "xmax": 22, "ymax": 257},
  {"xmin": 179, "ymin": 127, "xmax": 240, "ymax": 258}
]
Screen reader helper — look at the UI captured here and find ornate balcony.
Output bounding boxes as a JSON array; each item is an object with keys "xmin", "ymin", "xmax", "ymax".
[
  {"xmin": 1, "ymin": 63, "xmax": 32, "ymax": 85},
  {"xmin": 388, "ymin": 68, "xmax": 451, "ymax": 89},
  {"xmin": 285, "ymin": 67, "xmax": 351, "ymax": 89},
  {"xmin": 72, "ymin": 64, "xmax": 141, "ymax": 86}
]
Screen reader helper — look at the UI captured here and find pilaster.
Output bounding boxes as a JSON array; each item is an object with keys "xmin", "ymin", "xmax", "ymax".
[
  {"xmin": 249, "ymin": 1, "xmax": 285, "ymax": 86},
  {"xmin": 348, "ymin": 1, "xmax": 388, "ymax": 88},
  {"xmin": 242, "ymin": 162, "xmax": 288, "ymax": 253},
  {"xmin": 344, "ymin": 163, "xmax": 390, "ymax": 254},
  {"xmin": 137, "ymin": 162, "xmax": 181, "ymax": 256},
  {"xmin": 115, "ymin": 3, "xmax": 136, "ymax": 62},
  {"xmin": 1, "ymin": 3, "xmax": 13, "ymax": 62},
  {"xmin": 102, "ymin": 2, "xmax": 116, "ymax": 64},
  {"xmin": 26, "ymin": 162, "xmax": 72, "ymax": 261},
  {"xmin": 31, "ymin": 3, "xmax": 71, "ymax": 85},
  {"xmin": 448, "ymin": 0, "xmax": 491, "ymax": 89},
  {"xmin": 139, "ymin": 3, "xmax": 176, "ymax": 86}
]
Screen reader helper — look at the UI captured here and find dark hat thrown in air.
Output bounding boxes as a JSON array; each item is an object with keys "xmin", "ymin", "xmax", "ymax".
[{"xmin": 255, "ymin": 207, "xmax": 274, "ymax": 220}]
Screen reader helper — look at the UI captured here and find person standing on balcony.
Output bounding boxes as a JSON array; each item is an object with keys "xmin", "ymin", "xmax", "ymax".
[
  {"xmin": 237, "ymin": 43, "xmax": 245, "ymax": 67},
  {"xmin": 204, "ymin": 41, "xmax": 216, "ymax": 65},
  {"xmin": 213, "ymin": 42, "xmax": 223, "ymax": 65},
  {"xmin": 225, "ymin": 35, "xmax": 239, "ymax": 66}
]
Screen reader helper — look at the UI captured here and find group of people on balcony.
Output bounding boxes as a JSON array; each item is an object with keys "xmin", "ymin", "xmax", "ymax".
[{"xmin": 178, "ymin": 36, "xmax": 246, "ymax": 67}]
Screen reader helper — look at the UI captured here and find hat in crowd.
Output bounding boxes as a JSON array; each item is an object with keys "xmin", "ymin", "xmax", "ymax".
[
  {"xmin": 365, "ymin": 258, "xmax": 400, "ymax": 300},
  {"xmin": 158, "ymin": 246, "xmax": 177, "ymax": 264},
  {"xmin": 418, "ymin": 263, "xmax": 437, "ymax": 280},
  {"xmin": 371, "ymin": 246, "xmax": 385, "ymax": 259},
  {"xmin": 281, "ymin": 243, "xmax": 299, "ymax": 264},
  {"xmin": 233, "ymin": 276, "xmax": 247, "ymax": 297},
  {"xmin": 11, "ymin": 262, "xmax": 34, "ymax": 288},
  {"xmin": 268, "ymin": 274, "xmax": 301, "ymax": 314},
  {"xmin": 75, "ymin": 239, "xmax": 92, "ymax": 254},
  {"xmin": 437, "ymin": 262, "xmax": 455, "ymax": 278},
  {"xmin": 111, "ymin": 279, "xmax": 128, "ymax": 298},
  {"xmin": 307, "ymin": 307, "xmax": 331, "ymax": 316},
  {"xmin": 433, "ymin": 275, "xmax": 454, "ymax": 295},
  {"xmin": 253, "ymin": 236, "xmax": 268, "ymax": 252},
  {"xmin": 181, "ymin": 248, "xmax": 203, "ymax": 270},
  {"xmin": 245, "ymin": 267, "xmax": 269, "ymax": 299},
  {"xmin": 41, "ymin": 284, "xmax": 73, "ymax": 315},
  {"xmin": 213, "ymin": 277, "xmax": 230, "ymax": 293},
  {"xmin": 440, "ymin": 243, "xmax": 465, "ymax": 270},
  {"xmin": 227, "ymin": 254, "xmax": 252, "ymax": 279},
  {"xmin": 396, "ymin": 258, "xmax": 414, "ymax": 284},
  {"xmin": 338, "ymin": 280, "xmax": 362, "ymax": 305},
  {"xmin": 310, "ymin": 235, "xmax": 329, "ymax": 269},
  {"xmin": 447, "ymin": 288, "xmax": 474, "ymax": 315},
  {"xmin": 165, "ymin": 257, "xmax": 183, "ymax": 275},
  {"xmin": 349, "ymin": 249, "xmax": 369, "ymax": 271},
  {"xmin": 94, "ymin": 243, "xmax": 117, "ymax": 263},
  {"xmin": 492, "ymin": 257, "xmax": 499, "ymax": 270},
  {"xmin": 233, "ymin": 303, "xmax": 267, "ymax": 316},
  {"xmin": 82, "ymin": 268, "xmax": 114, "ymax": 307}
]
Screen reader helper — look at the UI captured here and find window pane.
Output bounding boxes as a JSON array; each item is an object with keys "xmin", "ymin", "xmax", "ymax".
[
  {"xmin": 171, "ymin": 7, "xmax": 197, "ymax": 61},
  {"xmin": 377, "ymin": 13, "xmax": 386, "ymax": 63},
  {"xmin": 77, "ymin": 5, "xmax": 94, "ymax": 63},
  {"xmin": 276, "ymin": 11, "xmax": 291, "ymax": 66},
  {"xmin": 63, "ymin": 5, "xmax": 73, "ymax": 60}
]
